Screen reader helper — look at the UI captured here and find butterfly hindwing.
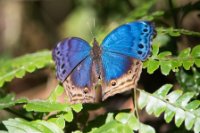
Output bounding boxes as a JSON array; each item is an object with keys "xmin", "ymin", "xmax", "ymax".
[
  {"xmin": 101, "ymin": 21, "xmax": 156, "ymax": 60},
  {"xmin": 101, "ymin": 51, "xmax": 142, "ymax": 100},
  {"xmin": 63, "ymin": 57, "xmax": 98, "ymax": 104},
  {"xmin": 52, "ymin": 37, "xmax": 91, "ymax": 82}
]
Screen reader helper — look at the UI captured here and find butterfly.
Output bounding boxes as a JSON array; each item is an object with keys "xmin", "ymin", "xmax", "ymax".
[{"xmin": 52, "ymin": 21, "xmax": 156, "ymax": 104}]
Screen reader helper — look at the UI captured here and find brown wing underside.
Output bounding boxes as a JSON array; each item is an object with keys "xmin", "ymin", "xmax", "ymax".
[
  {"xmin": 102, "ymin": 59, "xmax": 142, "ymax": 100},
  {"xmin": 62, "ymin": 59, "xmax": 142, "ymax": 104}
]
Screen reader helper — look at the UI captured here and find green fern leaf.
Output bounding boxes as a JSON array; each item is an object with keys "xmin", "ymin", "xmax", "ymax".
[
  {"xmin": 0, "ymin": 50, "xmax": 52, "ymax": 87},
  {"xmin": 2, "ymin": 118, "xmax": 63, "ymax": 133},
  {"xmin": 146, "ymin": 45, "xmax": 200, "ymax": 75},
  {"xmin": 138, "ymin": 84, "xmax": 200, "ymax": 132}
]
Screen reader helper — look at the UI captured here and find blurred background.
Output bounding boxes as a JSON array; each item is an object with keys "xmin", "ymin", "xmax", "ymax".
[{"xmin": 0, "ymin": 0, "xmax": 200, "ymax": 132}]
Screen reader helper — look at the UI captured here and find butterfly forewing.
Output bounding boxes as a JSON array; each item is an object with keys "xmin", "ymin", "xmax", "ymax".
[
  {"xmin": 101, "ymin": 21, "xmax": 156, "ymax": 61},
  {"xmin": 52, "ymin": 37, "xmax": 91, "ymax": 82}
]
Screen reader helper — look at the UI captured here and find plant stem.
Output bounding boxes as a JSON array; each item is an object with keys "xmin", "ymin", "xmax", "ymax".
[{"xmin": 132, "ymin": 88, "xmax": 141, "ymax": 132}]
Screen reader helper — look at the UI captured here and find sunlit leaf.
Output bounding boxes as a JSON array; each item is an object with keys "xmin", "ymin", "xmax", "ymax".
[{"xmin": 24, "ymin": 100, "xmax": 70, "ymax": 112}]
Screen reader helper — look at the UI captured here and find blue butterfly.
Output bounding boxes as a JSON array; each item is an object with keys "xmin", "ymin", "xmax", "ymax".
[{"xmin": 53, "ymin": 21, "xmax": 156, "ymax": 104}]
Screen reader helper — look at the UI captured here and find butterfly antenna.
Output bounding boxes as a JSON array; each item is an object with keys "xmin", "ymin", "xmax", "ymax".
[
  {"xmin": 87, "ymin": 21, "xmax": 95, "ymax": 39},
  {"xmin": 93, "ymin": 18, "xmax": 96, "ymax": 33}
]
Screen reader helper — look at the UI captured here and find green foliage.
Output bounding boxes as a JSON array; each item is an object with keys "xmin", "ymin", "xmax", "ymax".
[
  {"xmin": 1, "ymin": 1, "xmax": 200, "ymax": 132},
  {"xmin": 138, "ymin": 84, "xmax": 200, "ymax": 133},
  {"xmin": 158, "ymin": 27, "xmax": 200, "ymax": 37},
  {"xmin": 144, "ymin": 45, "xmax": 200, "ymax": 75},
  {"xmin": 90, "ymin": 112, "xmax": 155, "ymax": 133},
  {"xmin": 0, "ymin": 85, "xmax": 82, "ymax": 132},
  {"xmin": 2, "ymin": 118, "xmax": 63, "ymax": 133},
  {"xmin": 176, "ymin": 68, "xmax": 200, "ymax": 95},
  {"xmin": 0, "ymin": 51, "xmax": 52, "ymax": 87},
  {"xmin": 0, "ymin": 94, "xmax": 27, "ymax": 110}
]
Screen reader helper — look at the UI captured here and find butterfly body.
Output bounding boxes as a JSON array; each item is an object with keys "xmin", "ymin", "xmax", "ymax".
[{"xmin": 53, "ymin": 21, "xmax": 156, "ymax": 104}]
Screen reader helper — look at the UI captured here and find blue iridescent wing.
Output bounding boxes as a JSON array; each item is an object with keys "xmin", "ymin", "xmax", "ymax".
[
  {"xmin": 101, "ymin": 21, "xmax": 156, "ymax": 60},
  {"xmin": 53, "ymin": 37, "xmax": 98, "ymax": 103},
  {"xmin": 100, "ymin": 21, "xmax": 156, "ymax": 100},
  {"xmin": 52, "ymin": 37, "xmax": 91, "ymax": 82},
  {"xmin": 101, "ymin": 51, "xmax": 142, "ymax": 100},
  {"xmin": 63, "ymin": 56, "xmax": 99, "ymax": 103}
]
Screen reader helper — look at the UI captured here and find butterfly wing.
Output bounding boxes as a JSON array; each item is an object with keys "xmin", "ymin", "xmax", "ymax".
[
  {"xmin": 63, "ymin": 56, "xmax": 99, "ymax": 104},
  {"xmin": 101, "ymin": 21, "xmax": 156, "ymax": 60},
  {"xmin": 100, "ymin": 21, "xmax": 155, "ymax": 100},
  {"xmin": 53, "ymin": 37, "xmax": 98, "ymax": 103},
  {"xmin": 52, "ymin": 37, "xmax": 91, "ymax": 82},
  {"xmin": 101, "ymin": 51, "xmax": 142, "ymax": 100}
]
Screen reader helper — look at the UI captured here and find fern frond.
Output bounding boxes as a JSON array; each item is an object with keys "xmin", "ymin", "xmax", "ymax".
[
  {"xmin": 0, "ymin": 50, "xmax": 52, "ymax": 87},
  {"xmin": 158, "ymin": 27, "xmax": 200, "ymax": 37},
  {"xmin": 138, "ymin": 84, "xmax": 200, "ymax": 133},
  {"xmin": 144, "ymin": 45, "xmax": 200, "ymax": 75},
  {"xmin": 90, "ymin": 112, "xmax": 155, "ymax": 133}
]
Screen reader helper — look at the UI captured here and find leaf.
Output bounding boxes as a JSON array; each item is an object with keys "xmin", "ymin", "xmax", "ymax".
[
  {"xmin": 115, "ymin": 112, "xmax": 139, "ymax": 130},
  {"xmin": 176, "ymin": 92, "xmax": 195, "ymax": 107},
  {"xmin": 0, "ymin": 131, "xmax": 8, "ymax": 133},
  {"xmin": 154, "ymin": 84, "xmax": 172, "ymax": 98},
  {"xmin": 138, "ymin": 91, "xmax": 148, "ymax": 109},
  {"xmin": 178, "ymin": 48, "xmax": 194, "ymax": 70},
  {"xmin": 63, "ymin": 110, "xmax": 73, "ymax": 122},
  {"xmin": 0, "ymin": 51, "xmax": 52, "ymax": 87},
  {"xmin": 158, "ymin": 28, "xmax": 200, "ymax": 37},
  {"xmin": 153, "ymin": 99, "xmax": 166, "ymax": 117},
  {"xmin": 185, "ymin": 112, "xmax": 195, "ymax": 130},
  {"xmin": 160, "ymin": 61, "xmax": 172, "ymax": 75},
  {"xmin": 191, "ymin": 45, "xmax": 200, "ymax": 57},
  {"xmin": 32, "ymin": 120, "xmax": 64, "ymax": 133},
  {"xmin": 145, "ymin": 96, "xmax": 156, "ymax": 115},
  {"xmin": 186, "ymin": 100, "xmax": 200, "ymax": 110},
  {"xmin": 152, "ymin": 44, "xmax": 159, "ymax": 56},
  {"xmin": 164, "ymin": 106, "xmax": 176, "ymax": 123},
  {"xmin": 137, "ymin": 84, "xmax": 200, "ymax": 133},
  {"xmin": 167, "ymin": 90, "xmax": 183, "ymax": 103},
  {"xmin": 194, "ymin": 59, "xmax": 200, "ymax": 67},
  {"xmin": 48, "ymin": 117, "xmax": 65, "ymax": 129},
  {"xmin": 175, "ymin": 108, "xmax": 185, "ymax": 127},
  {"xmin": 171, "ymin": 60, "xmax": 180, "ymax": 72},
  {"xmin": 71, "ymin": 103, "xmax": 83, "ymax": 113},
  {"xmin": 139, "ymin": 123, "xmax": 155, "ymax": 133},
  {"xmin": 182, "ymin": 59, "xmax": 194, "ymax": 70},
  {"xmin": 105, "ymin": 113, "xmax": 114, "ymax": 123},
  {"xmin": 157, "ymin": 51, "xmax": 172, "ymax": 59},
  {"xmin": 3, "ymin": 118, "xmax": 39, "ymax": 133},
  {"xmin": 48, "ymin": 85, "xmax": 64, "ymax": 102},
  {"xmin": 90, "ymin": 121, "xmax": 132, "ymax": 133},
  {"xmin": 0, "ymin": 94, "xmax": 28, "ymax": 110},
  {"xmin": 194, "ymin": 118, "xmax": 200, "ymax": 133},
  {"xmin": 3, "ymin": 118, "xmax": 63, "ymax": 133},
  {"xmin": 179, "ymin": 48, "xmax": 191, "ymax": 58},
  {"xmin": 24, "ymin": 100, "xmax": 70, "ymax": 112},
  {"xmin": 147, "ymin": 59, "xmax": 159, "ymax": 74}
]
